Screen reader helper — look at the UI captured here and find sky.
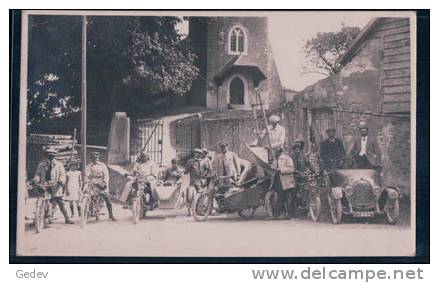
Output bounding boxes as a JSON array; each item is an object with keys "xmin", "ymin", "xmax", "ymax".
[
  {"xmin": 267, "ymin": 12, "xmax": 373, "ymax": 90},
  {"xmin": 178, "ymin": 12, "xmax": 374, "ymax": 91}
]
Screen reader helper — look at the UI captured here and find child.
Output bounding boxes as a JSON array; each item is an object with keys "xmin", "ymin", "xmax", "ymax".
[{"xmin": 65, "ymin": 161, "xmax": 82, "ymax": 217}]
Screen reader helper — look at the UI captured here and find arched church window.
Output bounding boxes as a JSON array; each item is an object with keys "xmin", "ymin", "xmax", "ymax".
[
  {"xmin": 229, "ymin": 77, "xmax": 245, "ymax": 105},
  {"xmin": 228, "ymin": 26, "xmax": 248, "ymax": 55}
]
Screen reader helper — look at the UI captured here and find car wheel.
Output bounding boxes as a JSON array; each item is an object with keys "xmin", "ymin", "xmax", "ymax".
[
  {"xmin": 328, "ymin": 195, "xmax": 342, "ymax": 224},
  {"xmin": 309, "ymin": 191, "xmax": 321, "ymax": 222},
  {"xmin": 385, "ymin": 198, "xmax": 400, "ymax": 225}
]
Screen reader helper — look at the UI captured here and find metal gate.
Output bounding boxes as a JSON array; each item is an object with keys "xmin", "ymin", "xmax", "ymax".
[
  {"xmin": 175, "ymin": 124, "xmax": 196, "ymax": 161},
  {"xmin": 130, "ymin": 119, "xmax": 163, "ymax": 165}
]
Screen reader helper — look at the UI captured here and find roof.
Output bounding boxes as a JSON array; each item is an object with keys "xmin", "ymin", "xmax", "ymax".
[
  {"xmin": 338, "ymin": 18, "xmax": 382, "ymax": 66},
  {"xmin": 213, "ymin": 55, "xmax": 267, "ymax": 87}
]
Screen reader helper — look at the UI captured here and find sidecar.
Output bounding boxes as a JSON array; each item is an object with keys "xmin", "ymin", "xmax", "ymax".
[{"xmin": 328, "ymin": 169, "xmax": 400, "ymax": 224}]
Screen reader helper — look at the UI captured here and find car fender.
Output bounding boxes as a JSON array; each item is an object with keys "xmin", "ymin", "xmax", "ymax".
[
  {"xmin": 331, "ymin": 186, "xmax": 343, "ymax": 200},
  {"xmin": 385, "ymin": 187, "xmax": 399, "ymax": 200}
]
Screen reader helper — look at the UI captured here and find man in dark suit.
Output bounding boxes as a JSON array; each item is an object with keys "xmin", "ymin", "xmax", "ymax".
[
  {"xmin": 350, "ymin": 122, "xmax": 382, "ymax": 169},
  {"xmin": 319, "ymin": 128, "xmax": 346, "ymax": 169}
]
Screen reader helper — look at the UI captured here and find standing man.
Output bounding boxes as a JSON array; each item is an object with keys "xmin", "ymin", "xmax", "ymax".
[
  {"xmin": 184, "ymin": 148, "xmax": 206, "ymax": 215},
  {"xmin": 212, "ymin": 142, "xmax": 241, "ymax": 181},
  {"xmin": 85, "ymin": 152, "xmax": 116, "ymax": 221},
  {"xmin": 350, "ymin": 122, "xmax": 382, "ymax": 169},
  {"xmin": 33, "ymin": 149, "xmax": 74, "ymax": 224},
  {"xmin": 252, "ymin": 114, "xmax": 286, "ymax": 151},
  {"xmin": 271, "ymin": 148, "xmax": 295, "ymax": 220},
  {"xmin": 319, "ymin": 128, "xmax": 346, "ymax": 169}
]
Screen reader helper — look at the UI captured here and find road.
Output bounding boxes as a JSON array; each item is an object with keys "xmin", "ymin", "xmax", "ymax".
[{"xmin": 18, "ymin": 199, "xmax": 414, "ymax": 257}]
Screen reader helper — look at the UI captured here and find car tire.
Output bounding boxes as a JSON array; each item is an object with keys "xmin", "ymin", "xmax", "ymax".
[
  {"xmin": 385, "ymin": 198, "xmax": 400, "ymax": 225},
  {"xmin": 309, "ymin": 191, "xmax": 321, "ymax": 222},
  {"xmin": 328, "ymin": 195, "xmax": 342, "ymax": 224}
]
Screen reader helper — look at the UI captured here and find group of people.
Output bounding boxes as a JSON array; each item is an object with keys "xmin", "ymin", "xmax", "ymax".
[
  {"xmin": 32, "ymin": 150, "xmax": 116, "ymax": 225},
  {"xmin": 31, "ymin": 114, "xmax": 382, "ymax": 225}
]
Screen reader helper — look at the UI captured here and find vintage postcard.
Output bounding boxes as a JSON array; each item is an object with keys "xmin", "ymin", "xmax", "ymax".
[{"xmin": 13, "ymin": 10, "xmax": 419, "ymax": 258}]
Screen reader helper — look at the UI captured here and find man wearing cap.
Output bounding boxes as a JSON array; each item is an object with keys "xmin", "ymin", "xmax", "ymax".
[
  {"xmin": 85, "ymin": 152, "xmax": 116, "ymax": 221},
  {"xmin": 184, "ymin": 148, "xmax": 206, "ymax": 215},
  {"xmin": 350, "ymin": 122, "xmax": 382, "ymax": 169},
  {"xmin": 33, "ymin": 149, "xmax": 74, "ymax": 224},
  {"xmin": 212, "ymin": 142, "xmax": 241, "ymax": 181},
  {"xmin": 252, "ymin": 114, "xmax": 286, "ymax": 151},
  {"xmin": 319, "ymin": 128, "xmax": 346, "ymax": 169}
]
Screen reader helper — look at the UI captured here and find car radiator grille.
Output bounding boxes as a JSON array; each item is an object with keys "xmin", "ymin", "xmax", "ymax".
[{"xmin": 352, "ymin": 184, "xmax": 375, "ymax": 207}]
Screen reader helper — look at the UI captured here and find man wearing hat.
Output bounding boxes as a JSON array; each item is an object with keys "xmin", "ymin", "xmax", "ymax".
[
  {"xmin": 319, "ymin": 128, "xmax": 346, "ymax": 169},
  {"xmin": 85, "ymin": 151, "xmax": 116, "ymax": 221},
  {"xmin": 291, "ymin": 140, "xmax": 314, "ymax": 182},
  {"xmin": 252, "ymin": 114, "xmax": 286, "ymax": 151},
  {"xmin": 350, "ymin": 122, "xmax": 382, "ymax": 169},
  {"xmin": 33, "ymin": 149, "xmax": 74, "ymax": 224},
  {"xmin": 212, "ymin": 141, "xmax": 241, "ymax": 181}
]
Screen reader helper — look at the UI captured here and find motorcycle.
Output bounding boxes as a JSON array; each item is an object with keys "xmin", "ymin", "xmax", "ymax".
[
  {"xmin": 126, "ymin": 175, "xmax": 159, "ymax": 224},
  {"xmin": 191, "ymin": 176, "xmax": 270, "ymax": 222},
  {"xmin": 79, "ymin": 180, "xmax": 106, "ymax": 228},
  {"xmin": 290, "ymin": 170, "xmax": 329, "ymax": 222}
]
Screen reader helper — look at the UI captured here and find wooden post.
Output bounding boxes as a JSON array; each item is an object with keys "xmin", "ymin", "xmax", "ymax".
[{"xmin": 81, "ymin": 15, "xmax": 87, "ymax": 176}]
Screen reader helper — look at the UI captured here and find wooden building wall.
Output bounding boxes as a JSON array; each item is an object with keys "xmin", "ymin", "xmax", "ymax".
[{"xmin": 375, "ymin": 17, "xmax": 411, "ymax": 113}]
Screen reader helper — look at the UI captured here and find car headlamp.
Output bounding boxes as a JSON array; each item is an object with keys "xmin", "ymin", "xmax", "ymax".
[
  {"xmin": 373, "ymin": 186, "xmax": 381, "ymax": 196},
  {"xmin": 344, "ymin": 186, "xmax": 353, "ymax": 196}
]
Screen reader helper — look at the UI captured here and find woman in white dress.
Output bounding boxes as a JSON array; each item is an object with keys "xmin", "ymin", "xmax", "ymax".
[{"xmin": 65, "ymin": 161, "xmax": 82, "ymax": 217}]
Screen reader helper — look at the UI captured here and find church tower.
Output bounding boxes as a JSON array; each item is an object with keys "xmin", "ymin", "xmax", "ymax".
[{"xmin": 188, "ymin": 17, "xmax": 283, "ymax": 110}]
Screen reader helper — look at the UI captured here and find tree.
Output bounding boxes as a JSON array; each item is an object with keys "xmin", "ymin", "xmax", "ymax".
[
  {"xmin": 302, "ymin": 24, "xmax": 361, "ymax": 77},
  {"xmin": 27, "ymin": 15, "xmax": 199, "ymax": 124}
]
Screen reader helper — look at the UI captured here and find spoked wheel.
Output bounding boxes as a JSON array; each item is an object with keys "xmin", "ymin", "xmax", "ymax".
[
  {"xmin": 191, "ymin": 191, "xmax": 212, "ymax": 222},
  {"xmin": 309, "ymin": 191, "xmax": 321, "ymax": 222},
  {"xmin": 34, "ymin": 199, "xmax": 46, "ymax": 233},
  {"xmin": 265, "ymin": 190, "xmax": 281, "ymax": 218},
  {"xmin": 238, "ymin": 207, "xmax": 257, "ymax": 219},
  {"xmin": 328, "ymin": 195, "xmax": 343, "ymax": 224},
  {"xmin": 132, "ymin": 197, "xmax": 142, "ymax": 224},
  {"xmin": 385, "ymin": 198, "xmax": 400, "ymax": 225},
  {"xmin": 80, "ymin": 198, "xmax": 90, "ymax": 228}
]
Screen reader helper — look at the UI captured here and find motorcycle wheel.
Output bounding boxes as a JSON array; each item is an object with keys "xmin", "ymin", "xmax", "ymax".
[
  {"xmin": 264, "ymin": 190, "xmax": 281, "ymax": 218},
  {"xmin": 328, "ymin": 195, "xmax": 343, "ymax": 224},
  {"xmin": 385, "ymin": 198, "xmax": 400, "ymax": 225},
  {"xmin": 34, "ymin": 199, "xmax": 46, "ymax": 233},
  {"xmin": 309, "ymin": 191, "xmax": 321, "ymax": 222},
  {"xmin": 191, "ymin": 191, "xmax": 212, "ymax": 222},
  {"xmin": 80, "ymin": 198, "xmax": 90, "ymax": 228},
  {"xmin": 132, "ymin": 197, "xmax": 141, "ymax": 224},
  {"xmin": 238, "ymin": 207, "xmax": 257, "ymax": 220}
]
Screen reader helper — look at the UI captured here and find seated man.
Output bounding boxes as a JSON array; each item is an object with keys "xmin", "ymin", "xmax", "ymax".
[
  {"xmin": 160, "ymin": 158, "xmax": 183, "ymax": 185},
  {"xmin": 121, "ymin": 153, "xmax": 159, "ymax": 208}
]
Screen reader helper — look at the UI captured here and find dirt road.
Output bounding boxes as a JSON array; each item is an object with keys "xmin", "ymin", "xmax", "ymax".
[{"xmin": 18, "ymin": 201, "xmax": 414, "ymax": 257}]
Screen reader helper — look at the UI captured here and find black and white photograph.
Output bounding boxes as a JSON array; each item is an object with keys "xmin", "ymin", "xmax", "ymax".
[{"xmin": 11, "ymin": 10, "xmax": 423, "ymax": 259}]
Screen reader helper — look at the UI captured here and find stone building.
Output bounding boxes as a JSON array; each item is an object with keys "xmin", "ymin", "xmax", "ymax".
[
  {"xmin": 279, "ymin": 17, "xmax": 412, "ymax": 195},
  {"xmin": 188, "ymin": 17, "xmax": 284, "ymax": 109}
]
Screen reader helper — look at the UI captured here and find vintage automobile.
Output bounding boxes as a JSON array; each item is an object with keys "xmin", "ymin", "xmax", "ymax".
[{"xmin": 328, "ymin": 169, "xmax": 400, "ymax": 224}]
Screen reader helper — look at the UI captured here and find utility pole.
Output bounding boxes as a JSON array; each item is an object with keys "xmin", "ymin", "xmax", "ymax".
[{"xmin": 81, "ymin": 15, "xmax": 87, "ymax": 176}]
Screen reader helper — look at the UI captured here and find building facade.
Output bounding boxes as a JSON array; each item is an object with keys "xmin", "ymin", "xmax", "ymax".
[{"xmin": 188, "ymin": 17, "xmax": 284, "ymax": 110}]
